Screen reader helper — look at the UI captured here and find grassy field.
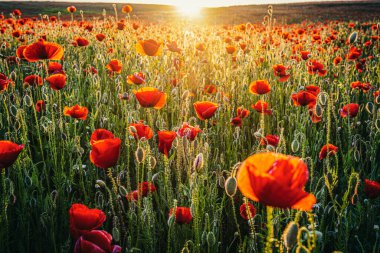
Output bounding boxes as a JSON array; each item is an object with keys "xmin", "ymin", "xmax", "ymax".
[{"xmin": 0, "ymin": 1, "xmax": 380, "ymax": 253}]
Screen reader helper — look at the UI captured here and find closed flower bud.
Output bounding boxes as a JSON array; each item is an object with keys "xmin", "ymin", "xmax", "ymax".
[
  {"xmin": 193, "ymin": 153, "xmax": 204, "ymax": 172},
  {"xmin": 135, "ymin": 146, "xmax": 146, "ymax": 163},
  {"xmin": 283, "ymin": 221, "xmax": 299, "ymax": 250},
  {"xmin": 225, "ymin": 176, "xmax": 237, "ymax": 197}
]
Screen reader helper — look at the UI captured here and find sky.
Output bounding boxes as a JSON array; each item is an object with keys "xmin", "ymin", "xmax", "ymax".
[{"xmin": 1, "ymin": 0, "xmax": 360, "ymax": 7}]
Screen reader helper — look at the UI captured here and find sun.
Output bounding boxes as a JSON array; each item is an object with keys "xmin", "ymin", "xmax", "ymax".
[{"xmin": 175, "ymin": 3, "xmax": 202, "ymax": 18}]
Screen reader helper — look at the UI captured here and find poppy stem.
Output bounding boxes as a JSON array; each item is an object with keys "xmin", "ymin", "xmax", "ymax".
[
  {"xmin": 265, "ymin": 206, "xmax": 274, "ymax": 253},
  {"xmin": 107, "ymin": 168, "xmax": 118, "ymax": 194},
  {"xmin": 1, "ymin": 168, "xmax": 9, "ymax": 236}
]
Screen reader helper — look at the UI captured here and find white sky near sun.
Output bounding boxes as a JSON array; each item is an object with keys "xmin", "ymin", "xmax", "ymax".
[{"xmin": 1, "ymin": 0, "xmax": 359, "ymax": 7}]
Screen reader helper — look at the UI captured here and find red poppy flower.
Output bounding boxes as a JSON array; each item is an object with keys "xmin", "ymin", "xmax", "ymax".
[
  {"xmin": 90, "ymin": 129, "xmax": 114, "ymax": 146},
  {"xmin": 96, "ymin": 33, "xmax": 106, "ymax": 42},
  {"xmin": 195, "ymin": 43, "xmax": 205, "ymax": 51},
  {"xmin": 251, "ymin": 100, "xmax": 272, "ymax": 115},
  {"xmin": 132, "ymin": 87, "xmax": 167, "ymax": 109},
  {"xmin": 237, "ymin": 106, "xmax": 250, "ymax": 118},
  {"xmin": 157, "ymin": 130, "xmax": 176, "ymax": 157},
  {"xmin": 308, "ymin": 105, "xmax": 322, "ymax": 123},
  {"xmin": 166, "ymin": 41, "xmax": 181, "ymax": 53},
  {"xmin": 347, "ymin": 46, "xmax": 362, "ymax": 61},
  {"xmin": 74, "ymin": 230, "xmax": 121, "ymax": 253},
  {"xmin": 69, "ymin": 203, "xmax": 106, "ymax": 240},
  {"xmin": 193, "ymin": 101, "xmax": 219, "ymax": 120},
  {"xmin": 45, "ymin": 74, "xmax": 66, "ymax": 90},
  {"xmin": 24, "ymin": 75, "xmax": 43, "ymax": 87},
  {"xmin": 226, "ymin": 45, "xmax": 236, "ymax": 54},
  {"xmin": 74, "ymin": 37, "xmax": 89, "ymax": 47},
  {"xmin": 126, "ymin": 182, "xmax": 156, "ymax": 201},
  {"xmin": 64, "ymin": 105, "xmax": 88, "ymax": 120},
  {"xmin": 273, "ymin": 64, "xmax": 291, "ymax": 82},
  {"xmin": 177, "ymin": 122, "xmax": 202, "ymax": 141},
  {"xmin": 121, "ymin": 4, "xmax": 133, "ymax": 13},
  {"xmin": 300, "ymin": 51, "xmax": 310, "ymax": 60},
  {"xmin": 291, "ymin": 91, "xmax": 317, "ymax": 107},
  {"xmin": 319, "ymin": 144, "xmax": 338, "ymax": 160},
  {"xmin": 12, "ymin": 30, "xmax": 21, "ymax": 38},
  {"xmin": 136, "ymin": 39, "xmax": 162, "ymax": 56},
  {"xmin": 13, "ymin": 9, "xmax": 22, "ymax": 16},
  {"xmin": 48, "ymin": 62, "xmax": 64, "ymax": 74},
  {"xmin": 204, "ymin": 84, "xmax": 217, "ymax": 94},
  {"xmin": 260, "ymin": 134, "xmax": 280, "ymax": 147},
  {"xmin": 307, "ymin": 60, "xmax": 327, "ymax": 76},
  {"xmin": 333, "ymin": 56, "xmax": 342, "ymax": 65},
  {"xmin": 169, "ymin": 207, "xmax": 193, "ymax": 224},
  {"xmin": 0, "ymin": 73, "xmax": 12, "ymax": 92},
  {"xmin": 249, "ymin": 80, "xmax": 271, "ymax": 95},
  {"xmin": 339, "ymin": 103, "xmax": 359, "ymax": 118},
  {"xmin": 231, "ymin": 117, "xmax": 243, "ymax": 127},
  {"xmin": 90, "ymin": 130, "xmax": 121, "ymax": 169},
  {"xmin": 351, "ymin": 81, "xmax": 371, "ymax": 92},
  {"xmin": 239, "ymin": 202, "xmax": 256, "ymax": 220},
  {"xmin": 23, "ymin": 41, "xmax": 64, "ymax": 62},
  {"xmin": 237, "ymin": 152, "xmax": 316, "ymax": 210},
  {"xmin": 129, "ymin": 121, "xmax": 153, "ymax": 141},
  {"xmin": 16, "ymin": 45, "xmax": 27, "ymax": 60},
  {"xmin": 106, "ymin": 59, "xmax": 122, "ymax": 74},
  {"xmin": 0, "ymin": 141, "xmax": 24, "ymax": 168},
  {"xmin": 127, "ymin": 72, "xmax": 145, "ymax": 85},
  {"xmin": 67, "ymin": 6, "xmax": 77, "ymax": 13},
  {"xmin": 35, "ymin": 100, "xmax": 46, "ymax": 113},
  {"xmin": 364, "ymin": 179, "xmax": 380, "ymax": 199}
]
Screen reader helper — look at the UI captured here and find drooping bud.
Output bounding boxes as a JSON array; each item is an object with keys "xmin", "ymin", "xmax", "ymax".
[{"xmin": 283, "ymin": 221, "xmax": 299, "ymax": 250}]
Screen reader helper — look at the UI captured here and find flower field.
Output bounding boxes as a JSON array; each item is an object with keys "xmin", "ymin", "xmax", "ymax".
[{"xmin": 0, "ymin": 3, "xmax": 379, "ymax": 253}]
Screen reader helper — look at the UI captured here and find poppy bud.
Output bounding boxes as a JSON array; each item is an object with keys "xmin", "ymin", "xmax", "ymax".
[
  {"xmin": 283, "ymin": 221, "xmax": 299, "ymax": 250},
  {"xmin": 193, "ymin": 153, "xmax": 204, "ymax": 172},
  {"xmin": 135, "ymin": 146, "xmax": 145, "ymax": 163},
  {"xmin": 225, "ymin": 176, "xmax": 237, "ymax": 197}
]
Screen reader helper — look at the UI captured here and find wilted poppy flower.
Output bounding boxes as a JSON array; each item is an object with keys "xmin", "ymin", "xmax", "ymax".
[
  {"xmin": 237, "ymin": 152, "xmax": 316, "ymax": 210},
  {"xmin": 35, "ymin": 100, "xmax": 46, "ymax": 113},
  {"xmin": 339, "ymin": 103, "xmax": 359, "ymax": 118},
  {"xmin": 127, "ymin": 72, "xmax": 145, "ymax": 85},
  {"xmin": 273, "ymin": 64, "xmax": 291, "ymax": 82},
  {"xmin": 204, "ymin": 84, "xmax": 217, "ymax": 94},
  {"xmin": 24, "ymin": 75, "xmax": 43, "ymax": 87},
  {"xmin": 74, "ymin": 37, "xmax": 89, "ymax": 47},
  {"xmin": 23, "ymin": 41, "xmax": 64, "ymax": 62},
  {"xmin": 96, "ymin": 33, "xmax": 106, "ymax": 42},
  {"xmin": 90, "ymin": 130, "xmax": 121, "ymax": 169},
  {"xmin": 239, "ymin": 202, "xmax": 256, "ymax": 220},
  {"xmin": 347, "ymin": 46, "xmax": 362, "ymax": 61},
  {"xmin": 69, "ymin": 203, "xmax": 106, "ymax": 240},
  {"xmin": 136, "ymin": 39, "xmax": 162, "ymax": 56},
  {"xmin": 121, "ymin": 4, "xmax": 133, "ymax": 13},
  {"xmin": 193, "ymin": 101, "xmax": 219, "ymax": 120},
  {"xmin": 126, "ymin": 182, "xmax": 156, "ymax": 201},
  {"xmin": 308, "ymin": 105, "xmax": 322, "ymax": 123},
  {"xmin": 74, "ymin": 230, "xmax": 121, "ymax": 253},
  {"xmin": 67, "ymin": 6, "xmax": 77, "ymax": 13},
  {"xmin": 64, "ymin": 105, "xmax": 88, "ymax": 120},
  {"xmin": 129, "ymin": 121, "xmax": 153, "ymax": 141},
  {"xmin": 249, "ymin": 80, "xmax": 271, "ymax": 95},
  {"xmin": 251, "ymin": 101, "xmax": 272, "ymax": 115},
  {"xmin": 16, "ymin": 45, "xmax": 27, "ymax": 60},
  {"xmin": 169, "ymin": 207, "xmax": 192, "ymax": 224},
  {"xmin": 237, "ymin": 106, "xmax": 250, "ymax": 118},
  {"xmin": 351, "ymin": 81, "xmax": 371, "ymax": 92},
  {"xmin": 307, "ymin": 60, "xmax": 327, "ymax": 76},
  {"xmin": 84, "ymin": 66, "xmax": 98, "ymax": 75},
  {"xmin": 319, "ymin": 144, "xmax": 338, "ymax": 160},
  {"xmin": 365, "ymin": 179, "xmax": 380, "ymax": 199},
  {"xmin": 45, "ymin": 73, "xmax": 66, "ymax": 90},
  {"xmin": 260, "ymin": 134, "xmax": 280, "ymax": 146},
  {"xmin": 106, "ymin": 59, "xmax": 122, "ymax": 74},
  {"xmin": 0, "ymin": 141, "xmax": 24, "ymax": 168},
  {"xmin": 0, "ymin": 73, "xmax": 12, "ymax": 92},
  {"xmin": 177, "ymin": 122, "xmax": 202, "ymax": 141},
  {"xmin": 133, "ymin": 87, "xmax": 167, "ymax": 109},
  {"xmin": 157, "ymin": 130, "xmax": 176, "ymax": 157}
]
